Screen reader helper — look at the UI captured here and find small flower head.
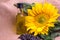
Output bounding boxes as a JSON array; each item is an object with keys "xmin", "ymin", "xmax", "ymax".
[
  {"xmin": 25, "ymin": 3, "xmax": 60, "ymax": 36},
  {"xmin": 18, "ymin": 34, "xmax": 41, "ymax": 40}
]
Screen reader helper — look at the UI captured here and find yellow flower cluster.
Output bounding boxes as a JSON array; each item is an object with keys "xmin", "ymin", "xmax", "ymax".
[{"xmin": 25, "ymin": 3, "xmax": 59, "ymax": 36}]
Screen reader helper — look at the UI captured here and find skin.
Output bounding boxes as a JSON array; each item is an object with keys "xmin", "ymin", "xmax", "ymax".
[{"xmin": 0, "ymin": 0, "xmax": 60, "ymax": 40}]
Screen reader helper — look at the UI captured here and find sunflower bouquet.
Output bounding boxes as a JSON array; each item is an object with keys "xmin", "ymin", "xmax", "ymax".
[{"xmin": 15, "ymin": 1, "xmax": 60, "ymax": 40}]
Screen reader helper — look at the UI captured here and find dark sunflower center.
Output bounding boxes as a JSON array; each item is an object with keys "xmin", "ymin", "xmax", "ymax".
[{"xmin": 38, "ymin": 16, "xmax": 46, "ymax": 23}]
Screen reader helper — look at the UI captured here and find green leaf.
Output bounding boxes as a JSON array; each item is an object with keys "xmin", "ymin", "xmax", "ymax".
[
  {"xmin": 37, "ymin": 34, "xmax": 52, "ymax": 40},
  {"xmin": 23, "ymin": 3, "xmax": 32, "ymax": 15},
  {"xmin": 48, "ymin": 21, "xmax": 60, "ymax": 40},
  {"xmin": 50, "ymin": 21, "xmax": 60, "ymax": 33},
  {"xmin": 49, "ymin": 21, "xmax": 60, "ymax": 40},
  {"xmin": 51, "ymin": 32, "xmax": 60, "ymax": 40},
  {"xmin": 16, "ymin": 13, "xmax": 27, "ymax": 35}
]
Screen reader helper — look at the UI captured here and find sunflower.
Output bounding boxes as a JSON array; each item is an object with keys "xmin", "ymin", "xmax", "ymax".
[{"xmin": 25, "ymin": 3, "xmax": 60, "ymax": 36}]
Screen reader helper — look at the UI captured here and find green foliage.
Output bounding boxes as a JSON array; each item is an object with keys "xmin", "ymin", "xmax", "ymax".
[
  {"xmin": 16, "ymin": 13, "xmax": 27, "ymax": 34},
  {"xmin": 22, "ymin": 3, "xmax": 32, "ymax": 15},
  {"xmin": 19, "ymin": 3, "xmax": 35, "ymax": 16},
  {"xmin": 50, "ymin": 21, "xmax": 60, "ymax": 40}
]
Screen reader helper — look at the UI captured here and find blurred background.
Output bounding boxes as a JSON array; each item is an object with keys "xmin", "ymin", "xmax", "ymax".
[{"xmin": 0, "ymin": 0, "xmax": 60, "ymax": 40}]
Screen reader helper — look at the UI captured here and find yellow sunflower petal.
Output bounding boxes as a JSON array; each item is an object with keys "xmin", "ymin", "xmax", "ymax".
[
  {"xmin": 27, "ymin": 9, "xmax": 35, "ymax": 16},
  {"xmin": 25, "ymin": 16, "xmax": 35, "ymax": 23},
  {"xmin": 34, "ymin": 3, "xmax": 42, "ymax": 14}
]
